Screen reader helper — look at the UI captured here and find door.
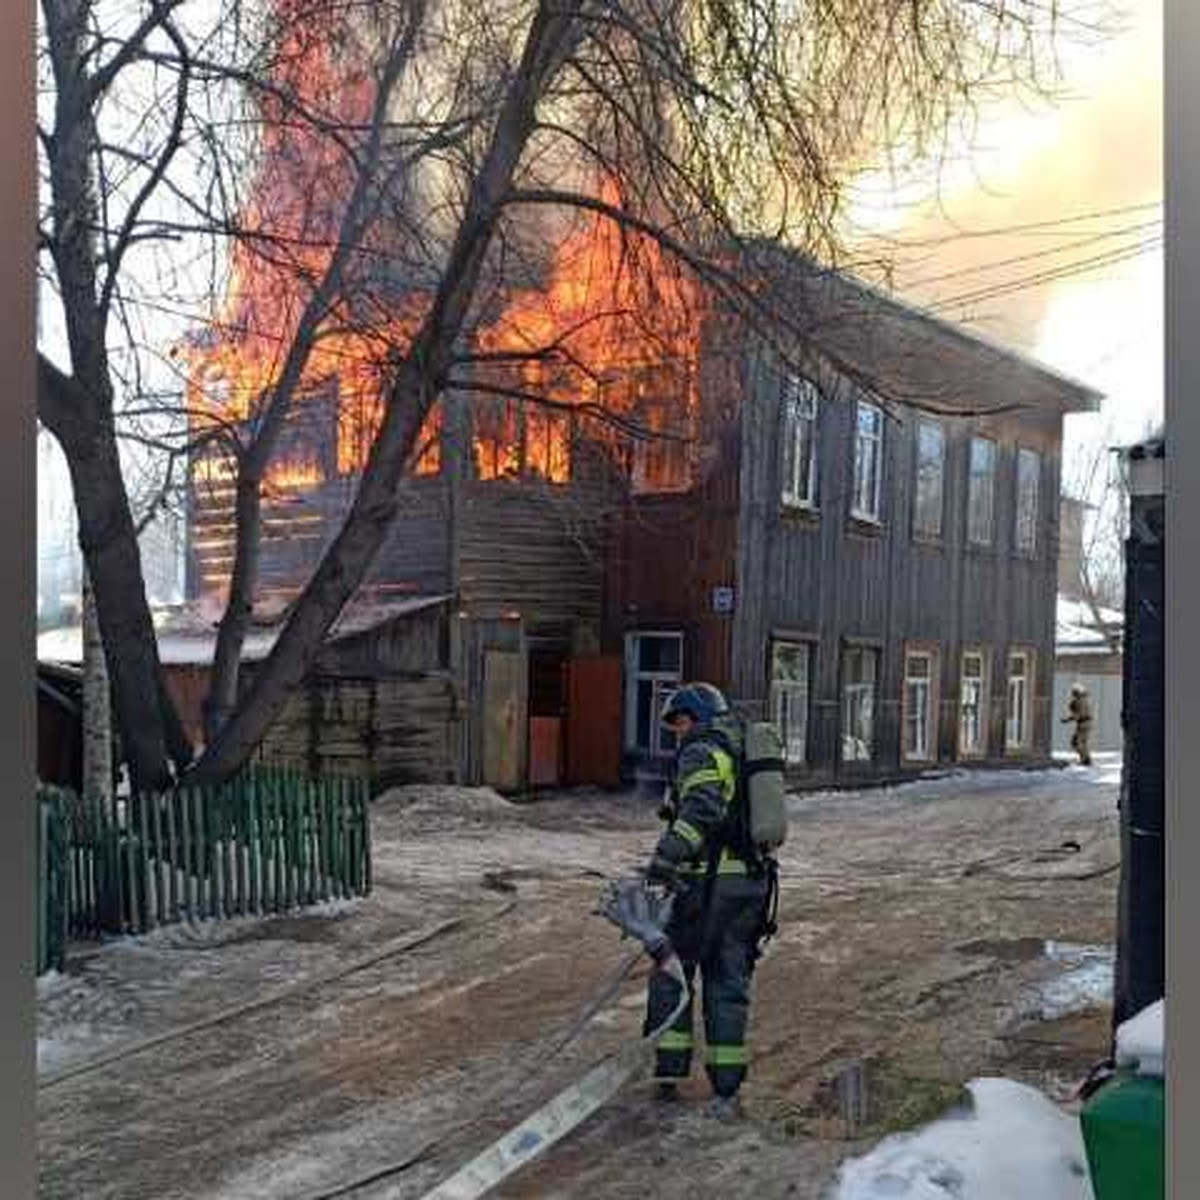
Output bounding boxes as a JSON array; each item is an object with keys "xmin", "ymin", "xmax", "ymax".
[
  {"xmin": 482, "ymin": 650, "xmax": 527, "ymax": 791},
  {"xmin": 565, "ymin": 655, "xmax": 623, "ymax": 787},
  {"xmin": 528, "ymin": 646, "xmax": 568, "ymax": 788}
]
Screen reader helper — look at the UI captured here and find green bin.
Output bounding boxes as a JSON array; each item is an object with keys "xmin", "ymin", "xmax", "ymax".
[{"xmin": 1080, "ymin": 1070, "xmax": 1164, "ymax": 1200}]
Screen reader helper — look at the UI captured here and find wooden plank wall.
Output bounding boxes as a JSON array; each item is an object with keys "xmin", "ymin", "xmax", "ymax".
[
  {"xmin": 189, "ymin": 474, "xmax": 453, "ymax": 604},
  {"xmin": 599, "ymin": 341, "xmax": 744, "ymax": 689},
  {"xmin": 255, "ymin": 673, "xmax": 457, "ymax": 787},
  {"xmin": 455, "ymin": 479, "xmax": 606, "ymax": 630},
  {"xmin": 733, "ymin": 344, "xmax": 1063, "ymax": 778},
  {"xmin": 248, "ymin": 608, "xmax": 456, "ymax": 787}
]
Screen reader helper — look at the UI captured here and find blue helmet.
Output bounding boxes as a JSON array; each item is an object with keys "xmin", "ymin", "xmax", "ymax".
[{"xmin": 660, "ymin": 682, "xmax": 729, "ymax": 729}]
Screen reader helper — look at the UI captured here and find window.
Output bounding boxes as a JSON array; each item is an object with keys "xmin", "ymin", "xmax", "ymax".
[
  {"xmin": 1006, "ymin": 650, "xmax": 1033, "ymax": 751},
  {"xmin": 631, "ymin": 400, "xmax": 692, "ymax": 494},
  {"xmin": 624, "ymin": 632, "xmax": 683, "ymax": 754},
  {"xmin": 841, "ymin": 646, "xmax": 878, "ymax": 762},
  {"xmin": 913, "ymin": 421, "xmax": 945, "ymax": 539},
  {"xmin": 781, "ymin": 376, "xmax": 819, "ymax": 508},
  {"xmin": 852, "ymin": 403, "xmax": 884, "ymax": 522},
  {"xmin": 628, "ymin": 368, "xmax": 695, "ymax": 494},
  {"xmin": 967, "ymin": 436, "xmax": 996, "ymax": 546},
  {"xmin": 1015, "ymin": 447, "xmax": 1041, "ymax": 556},
  {"xmin": 903, "ymin": 649, "xmax": 937, "ymax": 761},
  {"xmin": 959, "ymin": 650, "xmax": 988, "ymax": 757},
  {"xmin": 770, "ymin": 640, "xmax": 812, "ymax": 764},
  {"xmin": 473, "ymin": 395, "xmax": 571, "ymax": 483}
]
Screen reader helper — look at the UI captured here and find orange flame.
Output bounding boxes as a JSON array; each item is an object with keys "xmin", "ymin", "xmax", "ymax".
[
  {"xmin": 185, "ymin": 7, "xmax": 707, "ymax": 596},
  {"xmin": 473, "ymin": 179, "xmax": 703, "ymax": 488}
]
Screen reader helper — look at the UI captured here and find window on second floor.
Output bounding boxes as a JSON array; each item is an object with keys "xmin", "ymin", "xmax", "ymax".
[
  {"xmin": 913, "ymin": 420, "xmax": 945, "ymax": 540},
  {"xmin": 852, "ymin": 402, "xmax": 884, "ymax": 523},
  {"xmin": 780, "ymin": 375, "xmax": 819, "ymax": 509},
  {"xmin": 967, "ymin": 436, "xmax": 996, "ymax": 546},
  {"xmin": 1015, "ymin": 447, "xmax": 1041, "ymax": 556}
]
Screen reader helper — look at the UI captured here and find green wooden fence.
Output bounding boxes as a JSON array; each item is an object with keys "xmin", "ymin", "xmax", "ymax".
[{"xmin": 36, "ymin": 769, "xmax": 372, "ymax": 973}]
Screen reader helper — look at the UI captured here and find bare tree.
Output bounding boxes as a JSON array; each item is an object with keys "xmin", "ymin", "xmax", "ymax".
[
  {"xmin": 38, "ymin": 0, "xmax": 1113, "ymax": 785},
  {"xmin": 1064, "ymin": 429, "xmax": 1133, "ymax": 652}
]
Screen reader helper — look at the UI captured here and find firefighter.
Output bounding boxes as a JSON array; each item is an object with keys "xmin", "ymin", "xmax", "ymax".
[
  {"xmin": 643, "ymin": 682, "xmax": 770, "ymax": 1120},
  {"xmin": 1062, "ymin": 682, "xmax": 1094, "ymax": 766}
]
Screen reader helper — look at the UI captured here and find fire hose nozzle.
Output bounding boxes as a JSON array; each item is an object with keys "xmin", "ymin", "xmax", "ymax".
[{"xmin": 597, "ymin": 876, "xmax": 676, "ymax": 962}]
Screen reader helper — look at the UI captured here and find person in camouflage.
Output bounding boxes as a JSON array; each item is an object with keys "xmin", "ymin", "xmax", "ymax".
[
  {"xmin": 644, "ymin": 682, "xmax": 770, "ymax": 1120},
  {"xmin": 1062, "ymin": 683, "xmax": 1094, "ymax": 766}
]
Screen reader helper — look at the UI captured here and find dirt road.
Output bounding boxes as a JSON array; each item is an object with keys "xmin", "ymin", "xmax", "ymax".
[{"xmin": 37, "ymin": 759, "xmax": 1120, "ymax": 1200}]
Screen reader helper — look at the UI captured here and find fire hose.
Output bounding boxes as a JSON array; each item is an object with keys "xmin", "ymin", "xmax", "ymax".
[{"xmin": 413, "ymin": 878, "xmax": 687, "ymax": 1200}]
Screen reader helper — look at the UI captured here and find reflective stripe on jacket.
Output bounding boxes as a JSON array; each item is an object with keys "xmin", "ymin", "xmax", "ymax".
[{"xmin": 655, "ymin": 734, "xmax": 741, "ymax": 871}]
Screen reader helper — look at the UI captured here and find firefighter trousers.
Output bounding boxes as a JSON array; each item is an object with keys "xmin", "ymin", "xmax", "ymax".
[{"xmin": 644, "ymin": 872, "xmax": 769, "ymax": 1098}]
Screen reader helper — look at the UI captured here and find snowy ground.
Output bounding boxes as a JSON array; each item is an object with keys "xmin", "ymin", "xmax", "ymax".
[
  {"xmin": 833, "ymin": 1078, "xmax": 1094, "ymax": 1200},
  {"xmin": 38, "ymin": 757, "xmax": 1122, "ymax": 1199}
]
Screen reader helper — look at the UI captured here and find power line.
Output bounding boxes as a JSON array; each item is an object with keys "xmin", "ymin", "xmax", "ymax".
[
  {"xmin": 926, "ymin": 236, "xmax": 1161, "ymax": 311},
  {"xmin": 900, "ymin": 220, "xmax": 1162, "ymax": 291},
  {"xmin": 857, "ymin": 200, "xmax": 1162, "ymax": 249}
]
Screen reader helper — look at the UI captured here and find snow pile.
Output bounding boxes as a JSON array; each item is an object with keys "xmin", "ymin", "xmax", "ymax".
[
  {"xmin": 1116, "ymin": 999, "xmax": 1164, "ymax": 1078},
  {"xmin": 374, "ymin": 784, "xmax": 515, "ymax": 820},
  {"xmin": 833, "ymin": 1078, "xmax": 1094, "ymax": 1200}
]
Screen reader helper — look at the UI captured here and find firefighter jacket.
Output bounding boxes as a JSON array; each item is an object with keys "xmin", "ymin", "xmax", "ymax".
[{"xmin": 653, "ymin": 723, "xmax": 747, "ymax": 880}]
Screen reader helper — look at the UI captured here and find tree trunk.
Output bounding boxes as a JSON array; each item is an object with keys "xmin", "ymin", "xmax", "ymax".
[
  {"xmin": 40, "ymin": 0, "xmax": 187, "ymax": 790},
  {"xmin": 190, "ymin": 0, "xmax": 583, "ymax": 782},
  {"xmin": 62, "ymin": 419, "xmax": 187, "ymax": 789},
  {"xmin": 81, "ymin": 570, "xmax": 112, "ymax": 805},
  {"xmin": 205, "ymin": 471, "xmax": 263, "ymax": 744}
]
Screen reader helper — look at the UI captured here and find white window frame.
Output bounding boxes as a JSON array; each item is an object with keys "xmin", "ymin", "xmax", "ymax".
[
  {"xmin": 967, "ymin": 436, "xmax": 996, "ymax": 546},
  {"xmin": 781, "ymin": 375, "xmax": 819, "ymax": 509},
  {"xmin": 1006, "ymin": 649, "xmax": 1034, "ymax": 752},
  {"xmin": 841, "ymin": 645, "xmax": 879, "ymax": 763},
  {"xmin": 623, "ymin": 631, "xmax": 684, "ymax": 754},
  {"xmin": 1015, "ymin": 447, "xmax": 1041, "ymax": 556},
  {"xmin": 851, "ymin": 402, "xmax": 884, "ymax": 523},
  {"xmin": 902, "ymin": 648, "xmax": 938, "ymax": 762},
  {"xmin": 958, "ymin": 649, "xmax": 989, "ymax": 759},
  {"xmin": 769, "ymin": 639, "xmax": 812, "ymax": 764},
  {"xmin": 913, "ymin": 420, "xmax": 945, "ymax": 540}
]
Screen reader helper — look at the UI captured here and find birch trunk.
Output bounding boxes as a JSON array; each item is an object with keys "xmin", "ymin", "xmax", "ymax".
[{"xmin": 81, "ymin": 570, "xmax": 112, "ymax": 806}]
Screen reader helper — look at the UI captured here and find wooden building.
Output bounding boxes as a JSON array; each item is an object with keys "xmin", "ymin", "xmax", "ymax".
[
  {"xmin": 37, "ymin": 662, "xmax": 83, "ymax": 790},
  {"xmin": 178, "ymin": 254, "xmax": 1099, "ymax": 791}
]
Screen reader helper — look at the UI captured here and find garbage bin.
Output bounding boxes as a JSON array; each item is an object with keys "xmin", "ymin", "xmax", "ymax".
[{"xmin": 1080, "ymin": 1070, "xmax": 1164, "ymax": 1200}]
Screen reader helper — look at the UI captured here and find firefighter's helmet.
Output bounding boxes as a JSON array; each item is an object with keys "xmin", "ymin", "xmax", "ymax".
[{"xmin": 660, "ymin": 682, "xmax": 730, "ymax": 729}]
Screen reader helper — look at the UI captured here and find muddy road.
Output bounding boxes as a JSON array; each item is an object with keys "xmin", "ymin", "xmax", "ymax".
[{"xmin": 38, "ymin": 760, "xmax": 1120, "ymax": 1200}]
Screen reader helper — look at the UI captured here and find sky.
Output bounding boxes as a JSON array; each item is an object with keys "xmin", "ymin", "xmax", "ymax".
[{"xmin": 845, "ymin": 0, "xmax": 1163, "ymax": 499}]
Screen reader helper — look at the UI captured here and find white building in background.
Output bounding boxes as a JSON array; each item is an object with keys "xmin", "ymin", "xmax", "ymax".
[
  {"xmin": 37, "ymin": 428, "xmax": 185, "ymax": 630},
  {"xmin": 1053, "ymin": 494, "xmax": 1123, "ymax": 755},
  {"xmin": 37, "ymin": 429, "xmax": 81, "ymax": 627},
  {"xmin": 1053, "ymin": 594, "xmax": 1123, "ymax": 754}
]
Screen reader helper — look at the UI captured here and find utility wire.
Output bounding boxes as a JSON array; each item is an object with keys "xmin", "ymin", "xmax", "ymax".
[
  {"xmin": 857, "ymin": 200, "xmax": 1162, "ymax": 248},
  {"xmin": 900, "ymin": 220, "xmax": 1162, "ymax": 291},
  {"xmin": 926, "ymin": 236, "xmax": 1161, "ymax": 311}
]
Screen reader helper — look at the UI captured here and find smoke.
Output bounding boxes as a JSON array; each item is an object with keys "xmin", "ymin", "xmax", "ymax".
[{"xmin": 847, "ymin": 0, "xmax": 1161, "ymax": 359}]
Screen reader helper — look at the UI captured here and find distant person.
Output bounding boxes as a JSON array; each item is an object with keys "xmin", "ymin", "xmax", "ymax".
[{"xmin": 1062, "ymin": 683, "xmax": 1094, "ymax": 766}]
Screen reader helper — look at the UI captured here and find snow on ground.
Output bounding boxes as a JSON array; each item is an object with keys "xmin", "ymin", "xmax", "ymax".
[
  {"xmin": 787, "ymin": 754, "xmax": 1122, "ymax": 812},
  {"xmin": 1018, "ymin": 942, "xmax": 1115, "ymax": 1022},
  {"xmin": 36, "ymin": 900, "xmax": 372, "ymax": 1077},
  {"xmin": 833, "ymin": 1078, "xmax": 1094, "ymax": 1200},
  {"xmin": 1117, "ymin": 999, "xmax": 1164, "ymax": 1077}
]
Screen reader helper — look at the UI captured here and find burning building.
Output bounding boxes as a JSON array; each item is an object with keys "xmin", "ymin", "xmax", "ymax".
[{"xmin": 168, "ymin": 5, "xmax": 1100, "ymax": 791}]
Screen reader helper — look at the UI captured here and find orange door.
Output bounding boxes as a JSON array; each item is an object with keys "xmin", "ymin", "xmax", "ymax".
[{"xmin": 565, "ymin": 655, "xmax": 623, "ymax": 787}]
